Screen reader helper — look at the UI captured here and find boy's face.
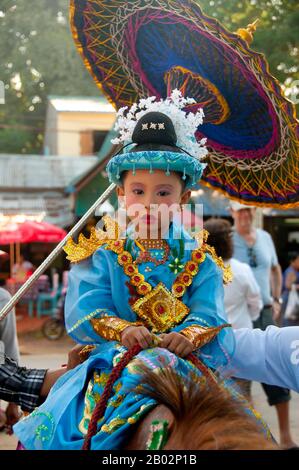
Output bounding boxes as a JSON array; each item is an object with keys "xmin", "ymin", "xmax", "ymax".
[{"xmin": 117, "ymin": 169, "xmax": 191, "ymax": 238}]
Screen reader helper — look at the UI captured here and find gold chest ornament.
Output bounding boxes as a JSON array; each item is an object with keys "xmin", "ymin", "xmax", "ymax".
[
  {"xmin": 64, "ymin": 216, "xmax": 233, "ymax": 334},
  {"xmin": 108, "ymin": 238, "xmax": 207, "ymax": 333}
]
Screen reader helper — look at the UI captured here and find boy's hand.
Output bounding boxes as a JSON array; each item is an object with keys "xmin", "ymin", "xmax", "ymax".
[
  {"xmin": 160, "ymin": 332, "xmax": 194, "ymax": 357},
  {"xmin": 121, "ymin": 326, "xmax": 152, "ymax": 349}
]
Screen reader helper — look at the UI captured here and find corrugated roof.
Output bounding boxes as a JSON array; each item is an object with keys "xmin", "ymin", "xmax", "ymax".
[
  {"xmin": 0, "ymin": 154, "xmax": 99, "ymax": 190},
  {"xmin": 48, "ymin": 96, "xmax": 116, "ymax": 113},
  {"xmin": 0, "ymin": 192, "xmax": 75, "ymax": 228}
]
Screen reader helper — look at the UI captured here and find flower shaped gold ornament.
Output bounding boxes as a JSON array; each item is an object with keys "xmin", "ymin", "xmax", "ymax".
[{"xmin": 132, "ymin": 282, "xmax": 189, "ymax": 333}]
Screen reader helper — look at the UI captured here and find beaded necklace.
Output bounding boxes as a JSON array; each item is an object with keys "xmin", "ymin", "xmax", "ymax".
[
  {"xmin": 106, "ymin": 239, "xmax": 206, "ymax": 299},
  {"xmin": 134, "ymin": 239, "xmax": 170, "ymax": 266}
]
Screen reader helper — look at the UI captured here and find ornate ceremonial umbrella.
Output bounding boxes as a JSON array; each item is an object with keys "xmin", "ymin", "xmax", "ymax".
[{"xmin": 70, "ymin": 0, "xmax": 299, "ymax": 208}]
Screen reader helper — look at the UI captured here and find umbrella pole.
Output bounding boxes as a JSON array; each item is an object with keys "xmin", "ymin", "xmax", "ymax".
[
  {"xmin": 16, "ymin": 242, "xmax": 21, "ymax": 266},
  {"xmin": 0, "ymin": 183, "xmax": 116, "ymax": 322},
  {"xmin": 10, "ymin": 242, "xmax": 14, "ymax": 279}
]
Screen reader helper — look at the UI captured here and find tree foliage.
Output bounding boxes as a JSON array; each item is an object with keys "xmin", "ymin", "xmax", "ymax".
[
  {"xmin": 202, "ymin": 0, "xmax": 299, "ymax": 89},
  {"xmin": 0, "ymin": 0, "xmax": 298, "ymax": 154},
  {"xmin": 0, "ymin": 0, "xmax": 97, "ymax": 153}
]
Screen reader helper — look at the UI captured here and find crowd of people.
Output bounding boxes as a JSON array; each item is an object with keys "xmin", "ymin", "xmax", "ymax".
[
  {"xmin": 204, "ymin": 202, "xmax": 298, "ymax": 449},
  {"xmin": 0, "ymin": 97, "xmax": 298, "ymax": 450},
  {"xmin": 1, "ymin": 201, "xmax": 298, "ymax": 449}
]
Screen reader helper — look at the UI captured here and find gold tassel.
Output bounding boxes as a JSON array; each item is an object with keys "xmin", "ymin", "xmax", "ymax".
[{"xmin": 236, "ymin": 19, "xmax": 260, "ymax": 45}]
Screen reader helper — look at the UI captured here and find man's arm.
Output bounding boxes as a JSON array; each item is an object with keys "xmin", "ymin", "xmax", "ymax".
[
  {"xmin": 228, "ymin": 326, "xmax": 299, "ymax": 392},
  {"xmin": 0, "ymin": 357, "xmax": 48, "ymax": 412},
  {"xmin": 270, "ymin": 264, "xmax": 283, "ymax": 323},
  {"xmin": 0, "ymin": 290, "xmax": 20, "ymax": 361},
  {"xmin": 271, "ymin": 264, "xmax": 283, "ymax": 300},
  {"xmin": 0, "ymin": 345, "xmax": 85, "ymax": 412}
]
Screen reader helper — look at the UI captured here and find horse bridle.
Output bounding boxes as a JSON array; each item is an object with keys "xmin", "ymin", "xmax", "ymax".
[{"xmin": 82, "ymin": 344, "xmax": 215, "ymax": 450}]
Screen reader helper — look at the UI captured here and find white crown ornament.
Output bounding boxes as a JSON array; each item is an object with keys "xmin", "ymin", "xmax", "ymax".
[{"xmin": 111, "ymin": 89, "xmax": 208, "ymax": 162}]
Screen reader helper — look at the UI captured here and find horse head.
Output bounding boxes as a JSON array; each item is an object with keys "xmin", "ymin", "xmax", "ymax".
[{"xmin": 125, "ymin": 366, "xmax": 277, "ymax": 450}]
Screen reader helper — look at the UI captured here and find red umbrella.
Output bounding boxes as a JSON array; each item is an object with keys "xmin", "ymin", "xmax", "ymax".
[
  {"xmin": 0, "ymin": 220, "xmax": 67, "ymax": 244},
  {"xmin": 0, "ymin": 220, "xmax": 67, "ymax": 278},
  {"xmin": 19, "ymin": 220, "xmax": 67, "ymax": 243},
  {"xmin": 0, "ymin": 222, "xmax": 24, "ymax": 244}
]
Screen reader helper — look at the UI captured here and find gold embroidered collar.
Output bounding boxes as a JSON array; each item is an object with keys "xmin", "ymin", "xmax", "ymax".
[{"xmin": 64, "ymin": 215, "xmax": 232, "ymax": 285}]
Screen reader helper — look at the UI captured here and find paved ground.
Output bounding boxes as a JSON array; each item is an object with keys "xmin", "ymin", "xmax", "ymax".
[{"xmin": 1, "ymin": 330, "xmax": 298, "ymax": 450}]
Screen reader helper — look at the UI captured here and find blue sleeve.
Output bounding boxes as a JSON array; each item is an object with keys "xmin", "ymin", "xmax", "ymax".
[
  {"xmin": 171, "ymin": 255, "xmax": 235, "ymax": 370},
  {"xmin": 65, "ymin": 247, "xmax": 118, "ymax": 344},
  {"xmin": 229, "ymin": 326, "xmax": 299, "ymax": 392}
]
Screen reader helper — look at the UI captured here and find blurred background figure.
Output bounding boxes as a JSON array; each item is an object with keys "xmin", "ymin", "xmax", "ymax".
[
  {"xmin": 12, "ymin": 254, "xmax": 34, "ymax": 282},
  {"xmin": 229, "ymin": 201, "xmax": 297, "ymax": 450},
  {"xmin": 204, "ymin": 217, "xmax": 262, "ymax": 401},
  {"xmin": 42, "ymin": 270, "xmax": 69, "ymax": 341},
  {"xmin": 0, "ymin": 284, "xmax": 22, "ymax": 433},
  {"xmin": 282, "ymin": 253, "xmax": 299, "ymax": 327}
]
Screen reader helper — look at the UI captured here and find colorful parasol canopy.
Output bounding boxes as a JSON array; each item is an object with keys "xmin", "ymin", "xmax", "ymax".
[
  {"xmin": 0, "ymin": 220, "xmax": 67, "ymax": 245},
  {"xmin": 70, "ymin": 0, "xmax": 299, "ymax": 208}
]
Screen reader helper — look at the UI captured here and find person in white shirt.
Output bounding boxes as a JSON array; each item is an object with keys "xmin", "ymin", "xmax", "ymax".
[
  {"xmin": 230, "ymin": 201, "xmax": 296, "ymax": 449},
  {"xmin": 224, "ymin": 258, "xmax": 262, "ymax": 330},
  {"xmin": 0, "ymin": 286, "xmax": 21, "ymax": 431},
  {"xmin": 204, "ymin": 217, "xmax": 262, "ymax": 400}
]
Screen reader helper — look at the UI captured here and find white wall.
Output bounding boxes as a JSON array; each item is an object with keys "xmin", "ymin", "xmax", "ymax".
[
  {"xmin": 57, "ymin": 112, "xmax": 116, "ymax": 156},
  {"xmin": 44, "ymin": 103, "xmax": 58, "ymax": 155}
]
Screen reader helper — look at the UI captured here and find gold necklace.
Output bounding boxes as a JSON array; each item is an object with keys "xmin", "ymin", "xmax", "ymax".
[
  {"xmin": 107, "ymin": 239, "xmax": 206, "ymax": 298},
  {"xmin": 106, "ymin": 238, "xmax": 207, "ymax": 333},
  {"xmin": 136, "ymin": 238, "xmax": 166, "ymax": 250}
]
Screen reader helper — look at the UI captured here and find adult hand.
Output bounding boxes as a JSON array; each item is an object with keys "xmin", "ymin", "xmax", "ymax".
[
  {"xmin": 66, "ymin": 344, "xmax": 89, "ymax": 370},
  {"xmin": 40, "ymin": 345, "xmax": 92, "ymax": 398}
]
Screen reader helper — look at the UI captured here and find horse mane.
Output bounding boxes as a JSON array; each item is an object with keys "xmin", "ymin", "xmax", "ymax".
[{"xmin": 135, "ymin": 365, "xmax": 277, "ymax": 450}]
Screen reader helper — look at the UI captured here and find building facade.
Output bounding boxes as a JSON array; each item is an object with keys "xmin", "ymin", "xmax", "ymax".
[{"xmin": 44, "ymin": 96, "xmax": 116, "ymax": 156}]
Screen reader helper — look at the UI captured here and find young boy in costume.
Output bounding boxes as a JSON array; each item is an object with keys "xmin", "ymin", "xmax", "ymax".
[{"xmin": 13, "ymin": 92, "xmax": 270, "ymax": 450}]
